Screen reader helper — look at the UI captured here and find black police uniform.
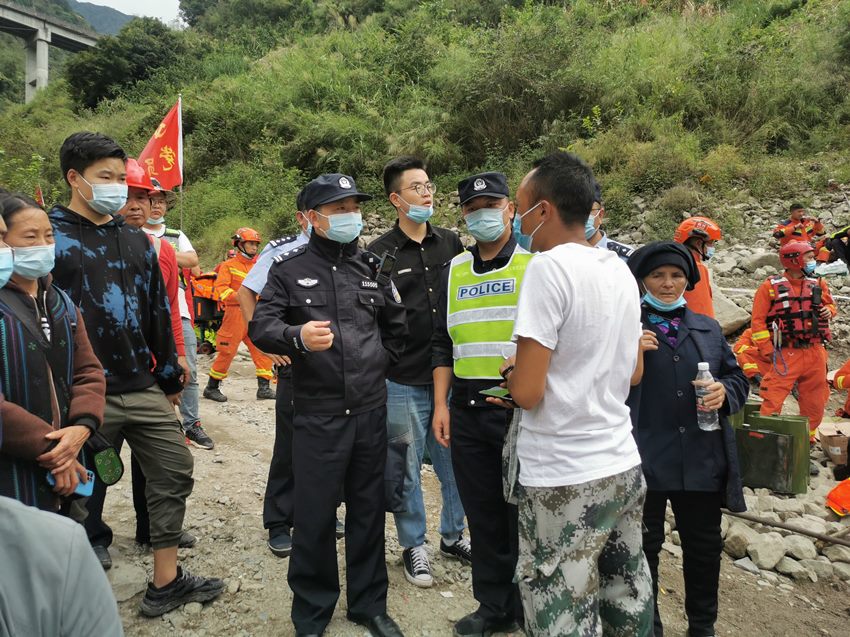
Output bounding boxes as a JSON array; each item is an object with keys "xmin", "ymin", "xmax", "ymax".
[
  {"xmin": 432, "ymin": 236, "xmax": 523, "ymax": 625},
  {"xmin": 249, "ymin": 232, "xmax": 407, "ymax": 634}
]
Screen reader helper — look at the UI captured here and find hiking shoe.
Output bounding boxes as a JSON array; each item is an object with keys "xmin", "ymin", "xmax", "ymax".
[
  {"xmin": 203, "ymin": 386, "xmax": 227, "ymax": 402},
  {"xmin": 440, "ymin": 535, "xmax": 472, "ymax": 565},
  {"xmin": 257, "ymin": 378, "xmax": 275, "ymax": 400},
  {"xmin": 139, "ymin": 567, "xmax": 225, "ymax": 617},
  {"xmin": 92, "ymin": 545, "xmax": 112, "ymax": 570},
  {"xmin": 268, "ymin": 529, "xmax": 293, "ymax": 558},
  {"xmin": 453, "ymin": 611, "xmax": 518, "ymax": 637},
  {"xmin": 402, "ymin": 545, "xmax": 433, "ymax": 588},
  {"xmin": 335, "ymin": 518, "xmax": 345, "ymax": 540},
  {"xmin": 186, "ymin": 423, "xmax": 215, "ymax": 450}
]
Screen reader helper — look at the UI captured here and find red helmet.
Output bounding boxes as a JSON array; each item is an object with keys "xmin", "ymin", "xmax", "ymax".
[
  {"xmin": 232, "ymin": 227, "xmax": 261, "ymax": 246},
  {"xmin": 779, "ymin": 241, "xmax": 814, "ymax": 270},
  {"xmin": 125, "ymin": 158, "xmax": 156, "ymax": 192},
  {"xmin": 673, "ymin": 216, "xmax": 722, "ymax": 244}
]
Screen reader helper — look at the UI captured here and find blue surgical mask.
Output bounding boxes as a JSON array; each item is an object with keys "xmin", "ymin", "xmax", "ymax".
[
  {"xmin": 803, "ymin": 261, "xmax": 816, "ymax": 275},
  {"xmin": 79, "ymin": 176, "xmax": 128, "ymax": 216},
  {"xmin": 513, "ymin": 201, "xmax": 544, "ymax": 252},
  {"xmin": 405, "ymin": 201, "xmax": 434, "ymax": 224},
  {"xmin": 317, "ymin": 211, "xmax": 363, "ymax": 244},
  {"xmin": 466, "ymin": 207, "xmax": 506, "ymax": 242},
  {"xmin": 643, "ymin": 291, "xmax": 686, "ymax": 312},
  {"xmin": 0, "ymin": 247, "xmax": 13, "ymax": 287},
  {"xmin": 305, "ymin": 223, "xmax": 312, "ymax": 237},
  {"xmin": 704, "ymin": 246, "xmax": 716, "ymax": 261},
  {"xmin": 146, "ymin": 216, "xmax": 165, "ymax": 226},
  {"xmin": 584, "ymin": 209, "xmax": 601, "ymax": 241},
  {"xmin": 12, "ymin": 244, "xmax": 55, "ymax": 280}
]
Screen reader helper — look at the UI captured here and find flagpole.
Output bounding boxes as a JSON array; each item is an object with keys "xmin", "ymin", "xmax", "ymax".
[{"xmin": 178, "ymin": 93, "xmax": 184, "ymax": 231}]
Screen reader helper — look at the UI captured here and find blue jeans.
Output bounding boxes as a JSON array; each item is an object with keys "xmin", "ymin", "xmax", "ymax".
[
  {"xmin": 386, "ymin": 380, "xmax": 465, "ymax": 548},
  {"xmin": 179, "ymin": 317, "xmax": 200, "ymax": 431}
]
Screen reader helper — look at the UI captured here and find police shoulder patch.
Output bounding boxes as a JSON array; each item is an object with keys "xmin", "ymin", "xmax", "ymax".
[
  {"xmin": 390, "ymin": 280, "xmax": 402, "ymax": 304},
  {"xmin": 607, "ymin": 240, "xmax": 634, "ymax": 258},
  {"xmin": 272, "ymin": 244, "xmax": 307, "ymax": 263},
  {"xmin": 269, "ymin": 234, "xmax": 298, "ymax": 248}
]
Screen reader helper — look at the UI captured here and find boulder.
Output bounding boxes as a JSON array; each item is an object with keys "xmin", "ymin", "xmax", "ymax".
[
  {"xmin": 733, "ymin": 557, "xmax": 760, "ymax": 575},
  {"xmin": 775, "ymin": 556, "xmax": 816, "ymax": 582},
  {"xmin": 772, "ymin": 498, "xmax": 805, "ymax": 515},
  {"xmin": 712, "ymin": 283, "xmax": 751, "ymax": 335},
  {"xmin": 710, "ymin": 259, "xmax": 737, "ymax": 276},
  {"xmin": 724, "ymin": 521, "xmax": 760, "ymax": 559},
  {"xmin": 747, "ymin": 532, "xmax": 786, "ymax": 569},
  {"xmin": 784, "ymin": 517, "xmax": 827, "ymax": 536},
  {"xmin": 107, "ymin": 561, "xmax": 148, "ymax": 602},
  {"xmin": 834, "ymin": 563, "xmax": 850, "ymax": 581},
  {"xmin": 757, "ymin": 494, "xmax": 776, "ymax": 513},
  {"xmin": 822, "ymin": 544, "xmax": 850, "ymax": 564},
  {"xmin": 741, "ymin": 251, "xmax": 781, "ymax": 273},
  {"xmin": 800, "ymin": 558, "xmax": 834, "ymax": 580},
  {"xmin": 783, "ymin": 535, "xmax": 817, "ymax": 560}
]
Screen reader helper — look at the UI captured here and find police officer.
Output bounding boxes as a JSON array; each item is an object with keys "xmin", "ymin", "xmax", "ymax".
[
  {"xmin": 586, "ymin": 180, "xmax": 634, "ymax": 261},
  {"xmin": 432, "ymin": 172, "xmax": 530, "ymax": 636},
  {"xmin": 249, "ymin": 173, "xmax": 408, "ymax": 637}
]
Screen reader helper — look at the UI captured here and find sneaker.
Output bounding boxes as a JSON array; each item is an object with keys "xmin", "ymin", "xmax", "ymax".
[
  {"xmin": 268, "ymin": 529, "xmax": 293, "ymax": 558},
  {"xmin": 139, "ymin": 566, "xmax": 225, "ymax": 617},
  {"xmin": 335, "ymin": 518, "xmax": 345, "ymax": 540},
  {"xmin": 453, "ymin": 611, "xmax": 518, "ymax": 637},
  {"xmin": 186, "ymin": 423, "xmax": 215, "ymax": 450},
  {"xmin": 92, "ymin": 545, "xmax": 112, "ymax": 570},
  {"xmin": 440, "ymin": 535, "xmax": 472, "ymax": 565},
  {"xmin": 402, "ymin": 545, "xmax": 433, "ymax": 588}
]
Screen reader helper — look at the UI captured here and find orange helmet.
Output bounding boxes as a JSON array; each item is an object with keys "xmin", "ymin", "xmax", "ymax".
[
  {"xmin": 125, "ymin": 158, "xmax": 156, "ymax": 192},
  {"xmin": 779, "ymin": 241, "xmax": 814, "ymax": 270},
  {"xmin": 232, "ymin": 227, "xmax": 261, "ymax": 246},
  {"xmin": 673, "ymin": 216, "xmax": 722, "ymax": 244}
]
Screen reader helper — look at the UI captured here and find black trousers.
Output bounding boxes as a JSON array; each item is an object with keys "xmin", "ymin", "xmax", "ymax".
[
  {"xmin": 450, "ymin": 406, "xmax": 522, "ymax": 623},
  {"xmin": 642, "ymin": 490, "xmax": 723, "ymax": 637},
  {"xmin": 288, "ymin": 406, "xmax": 388, "ymax": 634},
  {"xmin": 263, "ymin": 376, "xmax": 295, "ymax": 534}
]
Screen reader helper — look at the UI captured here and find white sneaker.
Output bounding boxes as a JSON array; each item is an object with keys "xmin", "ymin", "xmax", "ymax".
[{"xmin": 402, "ymin": 545, "xmax": 433, "ymax": 588}]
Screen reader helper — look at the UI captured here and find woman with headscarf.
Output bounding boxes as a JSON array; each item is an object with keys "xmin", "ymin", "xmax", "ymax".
[
  {"xmin": 0, "ymin": 193, "xmax": 105, "ymax": 511},
  {"xmin": 627, "ymin": 241, "xmax": 748, "ymax": 637}
]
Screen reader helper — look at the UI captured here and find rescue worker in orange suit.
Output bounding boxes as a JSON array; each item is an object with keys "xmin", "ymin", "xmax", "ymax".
[
  {"xmin": 772, "ymin": 203, "xmax": 825, "ymax": 247},
  {"xmin": 673, "ymin": 216, "xmax": 721, "ymax": 318},
  {"xmin": 732, "ymin": 328, "xmax": 772, "ymax": 390},
  {"xmin": 751, "ymin": 241, "xmax": 837, "ymax": 439},
  {"xmin": 829, "ymin": 358, "xmax": 850, "ymax": 418},
  {"xmin": 203, "ymin": 227, "xmax": 275, "ymax": 402}
]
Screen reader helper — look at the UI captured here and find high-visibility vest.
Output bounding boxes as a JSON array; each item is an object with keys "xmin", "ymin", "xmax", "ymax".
[{"xmin": 447, "ymin": 246, "xmax": 533, "ymax": 379}]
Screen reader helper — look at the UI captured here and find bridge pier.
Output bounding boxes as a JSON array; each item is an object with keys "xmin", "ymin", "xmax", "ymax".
[{"xmin": 25, "ymin": 28, "xmax": 49, "ymax": 103}]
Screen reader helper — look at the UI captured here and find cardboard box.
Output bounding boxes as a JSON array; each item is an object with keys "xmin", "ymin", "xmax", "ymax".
[{"xmin": 819, "ymin": 418, "xmax": 850, "ymax": 466}]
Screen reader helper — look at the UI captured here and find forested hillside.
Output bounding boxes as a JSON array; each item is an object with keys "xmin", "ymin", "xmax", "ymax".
[{"xmin": 2, "ymin": 0, "xmax": 850, "ymax": 263}]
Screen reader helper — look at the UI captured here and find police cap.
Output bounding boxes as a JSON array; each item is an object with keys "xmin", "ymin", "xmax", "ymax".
[
  {"xmin": 458, "ymin": 172, "xmax": 509, "ymax": 205},
  {"xmin": 302, "ymin": 173, "xmax": 372, "ymax": 211}
]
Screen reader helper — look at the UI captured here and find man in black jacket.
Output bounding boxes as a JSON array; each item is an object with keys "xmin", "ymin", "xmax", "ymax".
[
  {"xmin": 49, "ymin": 132, "xmax": 223, "ymax": 617},
  {"xmin": 250, "ymin": 173, "xmax": 408, "ymax": 637}
]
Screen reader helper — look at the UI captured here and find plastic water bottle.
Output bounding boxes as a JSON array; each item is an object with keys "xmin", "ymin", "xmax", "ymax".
[{"xmin": 694, "ymin": 362, "xmax": 721, "ymax": 432}]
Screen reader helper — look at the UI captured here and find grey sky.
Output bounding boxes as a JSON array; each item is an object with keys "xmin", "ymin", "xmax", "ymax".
[{"xmin": 83, "ymin": 0, "xmax": 181, "ymax": 25}]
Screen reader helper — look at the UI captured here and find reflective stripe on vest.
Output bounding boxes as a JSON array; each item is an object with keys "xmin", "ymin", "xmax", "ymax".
[{"xmin": 447, "ymin": 246, "xmax": 533, "ymax": 379}]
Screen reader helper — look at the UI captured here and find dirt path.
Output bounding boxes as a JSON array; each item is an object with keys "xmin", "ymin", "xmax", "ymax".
[{"xmin": 105, "ymin": 355, "xmax": 849, "ymax": 636}]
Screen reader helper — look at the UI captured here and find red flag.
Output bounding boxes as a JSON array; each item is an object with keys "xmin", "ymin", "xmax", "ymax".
[
  {"xmin": 138, "ymin": 97, "xmax": 183, "ymax": 190},
  {"xmin": 34, "ymin": 184, "xmax": 44, "ymax": 207}
]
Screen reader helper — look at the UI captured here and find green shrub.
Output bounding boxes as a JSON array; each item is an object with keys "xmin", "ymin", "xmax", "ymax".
[
  {"xmin": 658, "ymin": 185, "xmax": 703, "ymax": 215},
  {"xmin": 699, "ymin": 144, "xmax": 750, "ymax": 190}
]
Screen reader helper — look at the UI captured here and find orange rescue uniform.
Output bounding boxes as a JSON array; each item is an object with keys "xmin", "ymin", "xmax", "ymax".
[
  {"xmin": 732, "ymin": 328, "xmax": 770, "ymax": 380},
  {"xmin": 751, "ymin": 274, "xmax": 836, "ymax": 437},
  {"xmin": 832, "ymin": 358, "xmax": 850, "ymax": 418},
  {"xmin": 209, "ymin": 253, "xmax": 273, "ymax": 381},
  {"xmin": 772, "ymin": 217, "xmax": 825, "ymax": 247},
  {"xmin": 684, "ymin": 249, "xmax": 714, "ymax": 318}
]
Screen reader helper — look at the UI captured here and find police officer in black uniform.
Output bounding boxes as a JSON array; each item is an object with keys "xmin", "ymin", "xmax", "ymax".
[{"xmin": 249, "ymin": 173, "xmax": 408, "ymax": 637}]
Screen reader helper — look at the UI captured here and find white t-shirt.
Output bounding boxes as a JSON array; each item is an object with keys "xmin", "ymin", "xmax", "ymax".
[
  {"xmin": 512, "ymin": 242, "xmax": 642, "ymax": 487},
  {"xmin": 143, "ymin": 224, "xmax": 195, "ymax": 319}
]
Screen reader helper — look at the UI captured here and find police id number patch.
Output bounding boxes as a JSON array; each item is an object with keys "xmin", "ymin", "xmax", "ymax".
[
  {"xmin": 361, "ymin": 280, "xmax": 378, "ymax": 289},
  {"xmin": 457, "ymin": 279, "xmax": 515, "ymax": 300}
]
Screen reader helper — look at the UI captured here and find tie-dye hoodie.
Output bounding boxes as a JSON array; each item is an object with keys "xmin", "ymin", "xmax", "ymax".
[{"xmin": 48, "ymin": 205, "xmax": 183, "ymax": 397}]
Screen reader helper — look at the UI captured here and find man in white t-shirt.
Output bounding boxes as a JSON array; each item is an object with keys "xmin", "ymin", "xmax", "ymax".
[
  {"xmin": 143, "ymin": 189, "xmax": 214, "ymax": 450},
  {"xmin": 500, "ymin": 151, "xmax": 653, "ymax": 636}
]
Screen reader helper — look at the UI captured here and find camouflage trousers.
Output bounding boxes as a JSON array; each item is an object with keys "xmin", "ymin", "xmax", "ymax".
[{"xmin": 515, "ymin": 465, "xmax": 654, "ymax": 637}]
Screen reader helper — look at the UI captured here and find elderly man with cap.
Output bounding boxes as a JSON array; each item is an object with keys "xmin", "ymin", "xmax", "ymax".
[
  {"xmin": 432, "ymin": 171, "xmax": 531, "ymax": 636},
  {"xmin": 627, "ymin": 240, "xmax": 748, "ymax": 637},
  {"xmin": 249, "ymin": 173, "xmax": 408, "ymax": 637}
]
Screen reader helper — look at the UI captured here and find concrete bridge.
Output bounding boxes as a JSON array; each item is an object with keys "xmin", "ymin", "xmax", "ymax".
[{"xmin": 0, "ymin": 1, "xmax": 99, "ymax": 102}]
